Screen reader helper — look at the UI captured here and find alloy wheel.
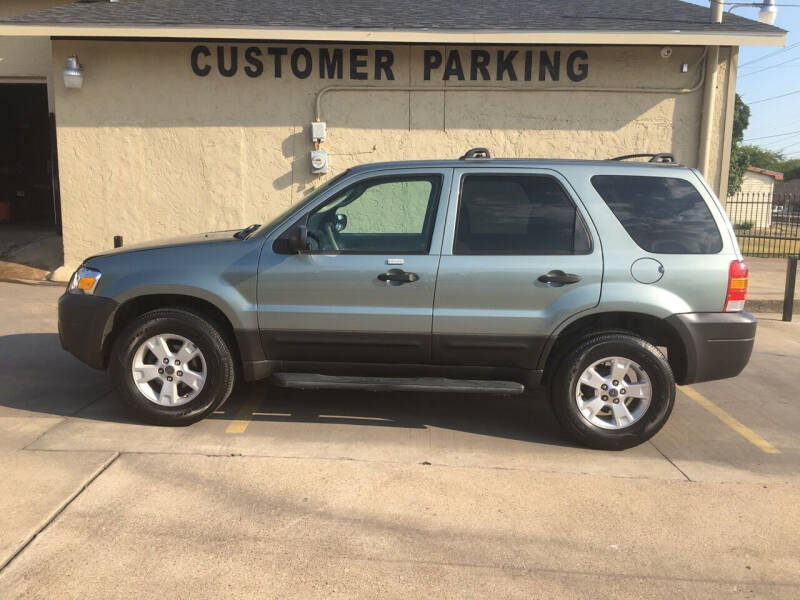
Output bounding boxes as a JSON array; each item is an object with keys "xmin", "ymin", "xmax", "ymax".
[
  {"xmin": 131, "ymin": 333, "xmax": 207, "ymax": 406},
  {"xmin": 574, "ymin": 356, "xmax": 652, "ymax": 430}
]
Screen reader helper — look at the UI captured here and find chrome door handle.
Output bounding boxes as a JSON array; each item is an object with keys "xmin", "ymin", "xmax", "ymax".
[
  {"xmin": 377, "ymin": 269, "xmax": 419, "ymax": 284},
  {"xmin": 538, "ymin": 270, "xmax": 581, "ymax": 285}
]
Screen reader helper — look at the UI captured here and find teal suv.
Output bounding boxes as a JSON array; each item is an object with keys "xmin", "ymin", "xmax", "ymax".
[{"xmin": 58, "ymin": 150, "xmax": 756, "ymax": 449}]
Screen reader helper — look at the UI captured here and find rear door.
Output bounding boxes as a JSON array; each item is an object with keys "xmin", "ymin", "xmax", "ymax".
[
  {"xmin": 432, "ymin": 168, "xmax": 603, "ymax": 368},
  {"xmin": 258, "ymin": 168, "xmax": 452, "ymax": 364}
]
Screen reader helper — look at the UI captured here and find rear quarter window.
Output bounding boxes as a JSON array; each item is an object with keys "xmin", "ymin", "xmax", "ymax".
[{"xmin": 591, "ymin": 175, "xmax": 723, "ymax": 254}]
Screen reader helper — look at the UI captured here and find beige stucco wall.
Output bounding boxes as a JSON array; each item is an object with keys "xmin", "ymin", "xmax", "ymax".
[{"xmin": 51, "ymin": 40, "xmax": 733, "ymax": 269}]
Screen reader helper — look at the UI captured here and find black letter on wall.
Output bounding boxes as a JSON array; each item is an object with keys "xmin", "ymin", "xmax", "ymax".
[
  {"xmin": 423, "ymin": 50, "xmax": 443, "ymax": 81},
  {"xmin": 291, "ymin": 48, "xmax": 312, "ymax": 79},
  {"xmin": 496, "ymin": 50, "xmax": 518, "ymax": 81},
  {"xmin": 524, "ymin": 50, "xmax": 533, "ymax": 81},
  {"xmin": 268, "ymin": 47, "xmax": 287, "ymax": 77},
  {"xmin": 191, "ymin": 45, "xmax": 211, "ymax": 76},
  {"xmin": 320, "ymin": 48, "xmax": 343, "ymax": 79},
  {"xmin": 375, "ymin": 50, "xmax": 395, "ymax": 80},
  {"xmin": 470, "ymin": 50, "xmax": 490, "ymax": 81},
  {"xmin": 217, "ymin": 46, "xmax": 238, "ymax": 77},
  {"xmin": 244, "ymin": 47, "xmax": 263, "ymax": 78},
  {"xmin": 443, "ymin": 50, "xmax": 465, "ymax": 81},
  {"xmin": 566, "ymin": 50, "xmax": 589, "ymax": 82},
  {"xmin": 350, "ymin": 49, "xmax": 368, "ymax": 80},
  {"xmin": 539, "ymin": 51, "xmax": 561, "ymax": 81}
]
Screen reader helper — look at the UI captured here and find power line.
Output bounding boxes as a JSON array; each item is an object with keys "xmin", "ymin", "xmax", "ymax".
[
  {"xmin": 739, "ymin": 57, "xmax": 800, "ymax": 77},
  {"xmin": 757, "ymin": 129, "xmax": 800, "ymax": 144},
  {"xmin": 762, "ymin": 133, "xmax": 800, "ymax": 149},
  {"xmin": 738, "ymin": 42, "xmax": 800, "ymax": 68},
  {"xmin": 756, "ymin": 114, "xmax": 800, "ymax": 133},
  {"xmin": 746, "ymin": 88, "xmax": 800, "ymax": 105},
  {"xmin": 743, "ymin": 128, "xmax": 800, "ymax": 141},
  {"xmin": 775, "ymin": 139, "xmax": 800, "ymax": 154}
]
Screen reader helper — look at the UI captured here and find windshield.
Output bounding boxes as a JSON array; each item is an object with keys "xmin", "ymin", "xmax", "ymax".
[{"xmin": 246, "ymin": 171, "xmax": 351, "ymax": 239}]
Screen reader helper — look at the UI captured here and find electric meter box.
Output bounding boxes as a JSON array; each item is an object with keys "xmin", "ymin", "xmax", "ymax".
[{"xmin": 310, "ymin": 150, "xmax": 329, "ymax": 174}]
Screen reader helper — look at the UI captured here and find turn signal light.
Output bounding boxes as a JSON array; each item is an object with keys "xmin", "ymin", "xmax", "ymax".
[
  {"xmin": 725, "ymin": 260, "xmax": 748, "ymax": 312},
  {"xmin": 77, "ymin": 276, "xmax": 96, "ymax": 291},
  {"xmin": 68, "ymin": 266, "xmax": 102, "ymax": 295}
]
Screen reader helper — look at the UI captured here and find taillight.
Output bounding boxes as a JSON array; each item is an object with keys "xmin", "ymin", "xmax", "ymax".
[{"xmin": 725, "ymin": 260, "xmax": 748, "ymax": 312}]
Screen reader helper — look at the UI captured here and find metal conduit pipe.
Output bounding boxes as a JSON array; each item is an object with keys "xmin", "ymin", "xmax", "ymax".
[{"xmin": 314, "ymin": 50, "xmax": 709, "ymax": 122}]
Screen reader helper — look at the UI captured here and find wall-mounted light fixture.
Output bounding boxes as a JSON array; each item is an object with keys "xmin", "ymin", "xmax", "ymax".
[{"xmin": 63, "ymin": 55, "xmax": 84, "ymax": 88}]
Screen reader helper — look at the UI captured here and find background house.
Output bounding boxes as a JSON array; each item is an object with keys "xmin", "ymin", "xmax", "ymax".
[{"xmin": 727, "ymin": 166, "xmax": 783, "ymax": 230}]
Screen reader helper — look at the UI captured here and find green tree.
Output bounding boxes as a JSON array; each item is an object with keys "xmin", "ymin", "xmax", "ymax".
[
  {"xmin": 778, "ymin": 160, "xmax": 800, "ymax": 181},
  {"xmin": 727, "ymin": 94, "xmax": 750, "ymax": 196},
  {"xmin": 739, "ymin": 145, "xmax": 785, "ymax": 171}
]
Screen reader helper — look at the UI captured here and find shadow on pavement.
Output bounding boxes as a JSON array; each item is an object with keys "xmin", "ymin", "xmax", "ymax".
[
  {"xmin": 0, "ymin": 332, "xmax": 576, "ymax": 448},
  {"xmin": 213, "ymin": 381, "xmax": 575, "ymax": 447}
]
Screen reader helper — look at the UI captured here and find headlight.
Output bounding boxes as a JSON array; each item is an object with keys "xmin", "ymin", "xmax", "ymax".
[{"xmin": 68, "ymin": 266, "xmax": 102, "ymax": 294}]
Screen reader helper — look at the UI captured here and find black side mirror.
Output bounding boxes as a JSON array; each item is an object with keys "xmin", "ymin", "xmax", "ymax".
[
  {"xmin": 288, "ymin": 225, "xmax": 309, "ymax": 253},
  {"xmin": 334, "ymin": 213, "xmax": 348, "ymax": 233}
]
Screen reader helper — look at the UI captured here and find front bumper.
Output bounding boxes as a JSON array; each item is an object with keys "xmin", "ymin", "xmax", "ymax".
[
  {"xmin": 58, "ymin": 292, "xmax": 119, "ymax": 369},
  {"xmin": 666, "ymin": 311, "xmax": 757, "ymax": 385}
]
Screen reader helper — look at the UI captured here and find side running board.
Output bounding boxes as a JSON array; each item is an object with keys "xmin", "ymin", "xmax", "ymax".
[{"xmin": 271, "ymin": 373, "xmax": 525, "ymax": 395}]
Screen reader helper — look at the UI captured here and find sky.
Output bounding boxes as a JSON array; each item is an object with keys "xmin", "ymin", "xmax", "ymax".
[{"xmin": 684, "ymin": 0, "xmax": 800, "ymax": 158}]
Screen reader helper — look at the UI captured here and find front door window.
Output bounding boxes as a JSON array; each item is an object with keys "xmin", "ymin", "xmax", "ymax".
[{"xmin": 305, "ymin": 175, "xmax": 442, "ymax": 253}]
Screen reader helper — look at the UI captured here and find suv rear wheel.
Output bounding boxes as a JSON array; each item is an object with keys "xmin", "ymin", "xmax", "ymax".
[
  {"xmin": 550, "ymin": 333, "xmax": 675, "ymax": 450},
  {"xmin": 110, "ymin": 309, "xmax": 235, "ymax": 426}
]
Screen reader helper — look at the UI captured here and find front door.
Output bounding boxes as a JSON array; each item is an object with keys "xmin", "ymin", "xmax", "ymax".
[
  {"xmin": 432, "ymin": 168, "xmax": 603, "ymax": 369},
  {"xmin": 258, "ymin": 168, "xmax": 452, "ymax": 364}
]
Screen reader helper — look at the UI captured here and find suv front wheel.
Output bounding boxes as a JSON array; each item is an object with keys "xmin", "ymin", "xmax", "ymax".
[
  {"xmin": 110, "ymin": 309, "xmax": 236, "ymax": 426},
  {"xmin": 550, "ymin": 333, "xmax": 675, "ymax": 450}
]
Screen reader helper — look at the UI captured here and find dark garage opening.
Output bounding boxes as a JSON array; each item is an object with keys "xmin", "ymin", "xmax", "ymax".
[{"xmin": 0, "ymin": 83, "xmax": 59, "ymax": 229}]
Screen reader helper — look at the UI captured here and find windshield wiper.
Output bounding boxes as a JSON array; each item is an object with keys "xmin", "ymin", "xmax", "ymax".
[{"xmin": 234, "ymin": 224, "xmax": 260, "ymax": 240}]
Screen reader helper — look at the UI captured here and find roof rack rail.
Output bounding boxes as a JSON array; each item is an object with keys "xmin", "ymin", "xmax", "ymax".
[
  {"xmin": 459, "ymin": 147, "xmax": 492, "ymax": 160},
  {"xmin": 607, "ymin": 153, "xmax": 676, "ymax": 164}
]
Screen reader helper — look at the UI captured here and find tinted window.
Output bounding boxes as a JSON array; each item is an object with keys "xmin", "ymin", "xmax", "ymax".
[
  {"xmin": 454, "ymin": 174, "xmax": 591, "ymax": 255},
  {"xmin": 304, "ymin": 175, "xmax": 441, "ymax": 253},
  {"xmin": 591, "ymin": 175, "xmax": 723, "ymax": 254}
]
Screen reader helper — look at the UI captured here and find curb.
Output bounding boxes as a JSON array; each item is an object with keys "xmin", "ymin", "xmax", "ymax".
[
  {"xmin": 0, "ymin": 277, "xmax": 64, "ymax": 287},
  {"xmin": 747, "ymin": 299, "xmax": 800, "ymax": 314}
]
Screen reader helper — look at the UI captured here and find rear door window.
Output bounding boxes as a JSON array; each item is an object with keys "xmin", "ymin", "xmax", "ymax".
[
  {"xmin": 591, "ymin": 175, "xmax": 723, "ymax": 254},
  {"xmin": 454, "ymin": 174, "xmax": 592, "ymax": 255}
]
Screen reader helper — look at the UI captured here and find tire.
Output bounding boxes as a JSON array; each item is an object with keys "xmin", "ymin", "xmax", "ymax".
[
  {"xmin": 109, "ymin": 309, "xmax": 236, "ymax": 426},
  {"xmin": 550, "ymin": 333, "xmax": 675, "ymax": 450}
]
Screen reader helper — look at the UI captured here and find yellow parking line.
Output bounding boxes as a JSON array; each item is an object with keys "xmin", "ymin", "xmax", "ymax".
[
  {"xmin": 679, "ymin": 385, "xmax": 780, "ymax": 454},
  {"xmin": 225, "ymin": 394, "xmax": 262, "ymax": 434}
]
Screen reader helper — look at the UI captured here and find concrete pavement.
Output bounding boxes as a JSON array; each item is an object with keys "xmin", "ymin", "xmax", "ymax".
[
  {"xmin": 0, "ymin": 282, "xmax": 799, "ymax": 598},
  {"xmin": 747, "ymin": 257, "xmax": 799, "ymax": 313}
]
